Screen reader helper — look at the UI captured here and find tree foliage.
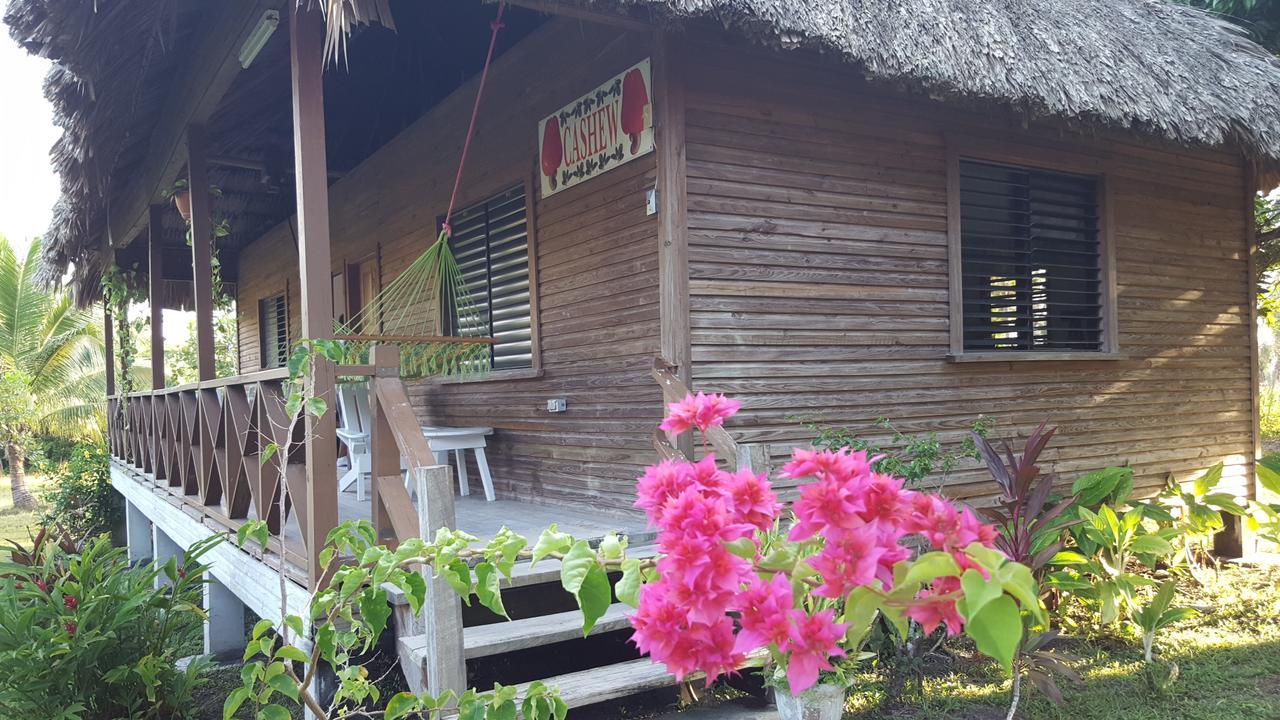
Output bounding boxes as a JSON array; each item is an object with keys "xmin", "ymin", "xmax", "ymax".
[{"xmin": 0, "ymin": 236, "xmax": 104, "ymax": 510}]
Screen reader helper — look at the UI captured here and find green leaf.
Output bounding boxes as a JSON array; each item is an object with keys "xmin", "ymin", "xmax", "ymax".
[
  {"xmin": 1193, "ymin": 462, "xmax": 1225, "ymax": 496},
  {"xmin": 577, "ymin": 564, "xmax": 612, "ymax": 636},
  {"xmin": 1073, "ymin": 466, "xmax": 1130, "ymax": 506},
  {"xmin": 306, "ymin": 396, "xmax": 327, "ymax": 418},
  {"xmin": 959, "ymin": 568, "xmax": 1003, "ymax": 619},
  {"xmin": 560, "ymin": 540, "xmax": 597, "ymax": 595},
  {"xmin": 442, "ymin": 558, "xmax": 472, "ymax": 603},
  {"xmin": 724, "ymin": 536, "xmax": 756, "ymax": 559},
  {"xmin": 258, "ymin": 705, "xmax": 291, "ymax": 720},
  {"xmin": 385, "ymin": 692, "xmax": 419, "ymax": 720},
  {"xmin": 259, "ymin": 443, "xmax": 279, "ymax": 467},
  {"xmin": 474, "ymin": 562, "xmax": 508, "ymax": 618},
  {"xmin": 965, "ymin": 595, "xmax": 1022, "ymax": 675},
  {"xmin": 273, "ymin": 645, "xmax": 309, "ymax": 664},
  {"xmin": 251, "ymin": 618, "xmax": 274, "ymax": 641},
  {"xmin": 1258, "ymin": 456, "xmax": 1280, "ymax": 495},
  {"xmin": 1130, "ymin": 534, "xmax": 1175, "ymax": 557},
  {"xmin": 614, "ymin": 558, "xmax": 642, "ymax": 608},
  {"xmin": 532, "ymin": 525, "xmax": 574, "ymax": 566},
  {"xmin": 223, "ymin": 687, "xmax": 250, "ymax": 720},
  {"xmin": 265, "ymin": 672, "xmax": 299, "ymax": 701},
  {"xmin": 1049, "ymin": 550, "xmax": 1089, "ymax": 566},
  {"xmin": 898, "ymin": 551, "xmax": 961, "ymax": 588},
  {"xmin": 360, "ymin": 587, "xmax": 393, "ymax": 637}
]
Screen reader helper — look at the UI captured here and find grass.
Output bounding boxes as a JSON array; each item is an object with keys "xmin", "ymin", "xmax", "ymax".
[
  {"xmin": 839, "ymin": 563, "xmax": 1280, "ymax": 720},
  {"xmin": 0, "ymin": 473, "xmax": 49, "ymax": 552}
]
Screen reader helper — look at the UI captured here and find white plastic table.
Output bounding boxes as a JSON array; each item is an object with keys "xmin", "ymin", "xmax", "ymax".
[{"xmin": 421, "ymin": 426, "xmax": 496, "ymax": 502}]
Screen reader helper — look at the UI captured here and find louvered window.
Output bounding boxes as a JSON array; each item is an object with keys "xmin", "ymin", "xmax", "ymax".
[
  {"xmin": 259, "ymin": 293, "xmax": 288, "ymax": 369},
  {"xmin": 959, "ymin": 159, "xmax": 1104, "ymax": 353},
  {"xmin": 447, "ymin": 186, "xmax": 533, "ymax": 370}
]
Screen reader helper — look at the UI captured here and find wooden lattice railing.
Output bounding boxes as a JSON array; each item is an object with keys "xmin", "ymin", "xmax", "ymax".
[
  {"xmin": 108, "ymin": 367, "xmax": 296, "ymax": 538},
  {"xmin": 106, "ymin": 346, "xmax": 452, "ymax": 585}
]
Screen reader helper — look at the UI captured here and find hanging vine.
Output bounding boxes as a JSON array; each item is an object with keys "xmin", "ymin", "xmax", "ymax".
[{"xmin": 101, "ymin": 263, "xmax": 145, "ymax": 427}]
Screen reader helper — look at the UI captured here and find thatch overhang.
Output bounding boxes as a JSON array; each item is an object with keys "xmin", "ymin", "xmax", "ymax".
[{"xmin": 7, "ymin": 0, "xmax": 1280, "ymax": 305}]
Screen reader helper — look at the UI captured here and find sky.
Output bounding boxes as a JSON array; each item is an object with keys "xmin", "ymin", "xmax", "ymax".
[
  {"xmin": 0, "ymin": 32, "xmax": 58, "ymax": 253},
  {"xmin": 0, "ymin": 34, "xmax": 197, "ymax": 342}
]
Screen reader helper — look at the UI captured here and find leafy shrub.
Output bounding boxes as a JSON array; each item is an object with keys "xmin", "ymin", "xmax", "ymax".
[
  {"xmin": 809, "ymin": 415, "xmax": 992, "ymax": 489},
  {"xmin": 0, "ymin": 534, "xmax": 217, "ymax": 719},
  {"xmin": 39, "ymin": 442, "xmax": 116, "ymax": 539},
  {"xmin": 25, "ymin": 434, "xmax": 78, "ymax": 477},
  {"xmin": 1261, "ymin": 386, "xmax": 1280, "ymax": 440}
]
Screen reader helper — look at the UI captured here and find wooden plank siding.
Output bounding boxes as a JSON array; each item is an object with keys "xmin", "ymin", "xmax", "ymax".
[
  {"xmin": 682, "ymin": 41, "xmax": 1254, "ymax": 502},
  {"xmin": 235, "ymin": 21, "xmax": 662, "ymax": 512}
]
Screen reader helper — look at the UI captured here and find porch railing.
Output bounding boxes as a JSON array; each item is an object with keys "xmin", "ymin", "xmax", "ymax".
[{"xmin": 106, "ymin": 345, "xmax": 455, "ymax": 591}]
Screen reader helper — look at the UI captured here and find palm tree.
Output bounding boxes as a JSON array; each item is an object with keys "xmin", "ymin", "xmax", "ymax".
[{"xmin": 0, "ymin": 236, "xmax": 104, "ymax": 510}]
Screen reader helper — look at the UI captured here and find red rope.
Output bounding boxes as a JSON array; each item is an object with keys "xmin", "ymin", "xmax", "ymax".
[{"xmin": 442, "ymin": 1, "xmax": 506, "ymax": 238}]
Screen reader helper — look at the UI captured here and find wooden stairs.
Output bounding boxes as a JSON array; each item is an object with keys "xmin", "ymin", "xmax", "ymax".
[{"xmin": 395, "ymin": 545, "xmax": 689, "ymax": 713}]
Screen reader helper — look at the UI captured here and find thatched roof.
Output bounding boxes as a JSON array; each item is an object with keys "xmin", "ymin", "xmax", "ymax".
[
  {"xmin": 614, "ymin": 0, "xmax": 1280, "ymax": 167},
  {"xmin": 7, "ymin": 0, "xmax": 1280, "ymax": 300}
]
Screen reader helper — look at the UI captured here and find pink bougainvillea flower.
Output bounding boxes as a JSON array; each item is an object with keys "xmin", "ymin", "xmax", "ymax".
[
  {"xmin": 686, "ymin": 454, "xmax": 728, "ymax": 493},
  {"xmin": 660, "ymin": 392, "xmax": 741, "ymax": 435},
  {"xmin": 784, "ymin": 609, "xmax": 848, "ymax": 693},
  {"xmin": 636, "ymin": 459, "xmax": 691, "ymax": 524},
  {"xmin": 859, "ymin": 473, "xmax": 914, "ymax": 526},
  {"xmin": 904, "ymin": 577, "xmax": 967, "ymax": 637},
  {"xmin": 733, "ymin": 573, "xmax": 794, "ymax": 654},
  {"xmin": 781, "ymin": 447, "xmax": 874, "ymax": 484},
  {"xmin": 808, "ymin": 526, "xmax": 890, "ymax": 598},
  {"xmin": 718, "ymin": 467, "xmax": 782, "ymax": 531},
  {"xmin": 788, "ymin": 476, "xmax": 869, "ymax": 541},
  {"xmin": 631, "ymin": 582, "xmax": 742, "ymax": 683}
]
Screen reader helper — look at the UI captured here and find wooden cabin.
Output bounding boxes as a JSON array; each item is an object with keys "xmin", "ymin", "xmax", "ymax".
[{"xmin": 9, "ymin": 0, "xmax": 1280, "ymax": 711}]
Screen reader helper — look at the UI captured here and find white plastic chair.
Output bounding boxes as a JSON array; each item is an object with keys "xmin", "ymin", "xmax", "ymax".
[{"xmin": 336, "ymin": 382, "xmax": 372, "ymax": 501}]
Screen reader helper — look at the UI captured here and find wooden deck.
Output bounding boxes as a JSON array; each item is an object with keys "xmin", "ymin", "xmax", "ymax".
[{"xmin": 280, "ymin": 484, "xmax": 653, "ymax": 560}]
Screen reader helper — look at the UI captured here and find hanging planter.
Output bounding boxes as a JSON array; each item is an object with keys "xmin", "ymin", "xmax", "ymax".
[{"xmin": 172, "ymin": 189, "xmax": 192, "ymax": 222}]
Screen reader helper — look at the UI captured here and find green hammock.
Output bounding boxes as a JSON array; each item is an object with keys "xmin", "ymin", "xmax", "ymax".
[{"xmin": 333, "ymin": 229, "xmax": 493, "ymax": 379}]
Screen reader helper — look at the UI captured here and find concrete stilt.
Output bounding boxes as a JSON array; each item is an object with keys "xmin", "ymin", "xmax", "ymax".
[
  {"xmin": 203, "ymin": 575, "xmax": 246, "ymax": 661},
  {"xmin": 152, "ymin": 525, "xmax": 182, "ymax": 588},
  {"xmin": 125, "ymin": 500, "xmax": 153, "ymax": 565}
]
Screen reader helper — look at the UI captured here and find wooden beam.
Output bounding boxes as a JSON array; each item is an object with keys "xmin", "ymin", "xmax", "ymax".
[
  {"xmin": 148, "ymin": 205, "xmax": 165, "ymax": 390},
  {"xmin": 290, "ymin": 1, "xmax": 338, "ymax": 590},
  {"xmin": 107, "ymin": 0, "xmax": 281, "ymax": 250},
  {"xmin": 653, "ymin": 35, "xmax": 692, "ymax": 456},
  {"xmin": 104, "ymin": 304, "xmax": 116, "ymax": 397},
  {"xmin": 188, "ymin": 124, "xmax": 217, "ymax": 382}
]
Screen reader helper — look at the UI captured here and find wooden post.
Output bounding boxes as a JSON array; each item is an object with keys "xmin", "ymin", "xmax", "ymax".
[
  {"xmin": 188, "ymin": 124, "xmax": 217, "ymax": 382},
  {"xmin": 104, "ymin": 304, "xmax": 116, "ymax": 397},
  {"xmin": 653, "ymin": 34, "xmax": 691, "ymax": 456},
  {"xmin": 291, "ymin": 2, "xmax": 338, "ymax": 590},
  {"xmin": 415, "ymin": 464, "xmax": 466, "ymax": 698},
  {"xmin": 148, "ymin": 204, "xmax": 166, "ymax": 390},
  {"xmin": 369, "ymin": 345, "xmax": 399, "ymax": 543}
]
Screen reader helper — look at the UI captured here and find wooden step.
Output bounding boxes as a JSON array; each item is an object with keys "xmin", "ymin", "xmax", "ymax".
[
  {"xmin": 515, "ymin": 657, "xmax": 689, "ymax": 710},
  {"xmin": 464, "ymin": 603, "xmax": 632, "ymax": 659}
]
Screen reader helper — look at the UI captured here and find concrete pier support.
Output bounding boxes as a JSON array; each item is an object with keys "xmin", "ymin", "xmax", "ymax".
[
  {"xmin": 203, "ymin": 575, "xmax": 246, "ymax": 660},
  {"xmin": 152, "ymin": 525, "xmax": 182, "ymax": 588},
  {"xmin": 125, "ymin": 499, "xmax": 153, "ymax": 565}
]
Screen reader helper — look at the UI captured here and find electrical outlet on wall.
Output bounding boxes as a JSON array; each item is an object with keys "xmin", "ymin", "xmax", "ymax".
[
  {"xmin": 646, "ymin": 187, "xmax": 657, "ymax": 215},
  {"xmin": 546, "ymin": 398, "xmax": 568, "ymax": 413}
]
